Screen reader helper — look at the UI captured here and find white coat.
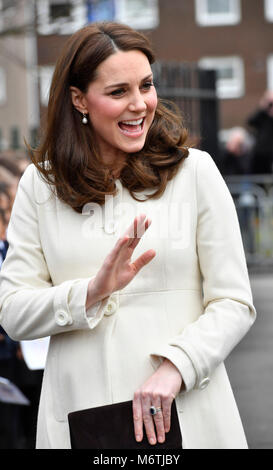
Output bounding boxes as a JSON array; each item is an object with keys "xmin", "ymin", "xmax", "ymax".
[{"xmin": 0, "ymin": 149, "xmax": 256, "ymax": 449}]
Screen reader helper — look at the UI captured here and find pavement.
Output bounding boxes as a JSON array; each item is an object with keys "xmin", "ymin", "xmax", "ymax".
[{"xmin": 225, "ymin": 272, "xmax": 273, "ymax": 449}]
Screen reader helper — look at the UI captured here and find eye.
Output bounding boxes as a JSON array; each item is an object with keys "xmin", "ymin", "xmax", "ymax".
[
  {"xmin": 142, "ymin": 81, "xmax": 154, "ymax": 90},
  {"xmin": 110, "ymin": 88, "xmax": 126, "ymax": 97}
]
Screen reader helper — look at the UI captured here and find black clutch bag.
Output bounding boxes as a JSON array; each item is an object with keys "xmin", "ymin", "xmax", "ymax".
[{"xmin": 68, "ymin": 400, "xmax": 182, "ymax": 449}]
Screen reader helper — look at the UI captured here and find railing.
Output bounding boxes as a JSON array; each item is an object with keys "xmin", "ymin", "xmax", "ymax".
[
  {"xmin": 152, "ymin": 62, "xmax": 219, "ymax": 161},
  {"xmin": 225, "ymin": 174, "xmax": 273, "ymax": 269}
]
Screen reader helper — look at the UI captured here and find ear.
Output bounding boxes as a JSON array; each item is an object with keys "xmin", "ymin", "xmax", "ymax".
[{"xmin": 70, "ymin": 86, "xmax": 88, "ymax": 114}]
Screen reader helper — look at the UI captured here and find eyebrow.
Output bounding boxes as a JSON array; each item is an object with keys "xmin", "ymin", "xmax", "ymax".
[{"xmin": 104, "ymin": 73, "xmax": 153, "ymax": 90}]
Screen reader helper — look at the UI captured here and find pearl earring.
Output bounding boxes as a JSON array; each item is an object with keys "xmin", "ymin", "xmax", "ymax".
[{"xmin": 82, "ymin": 113, "xmax": 88, "ymax": 124}]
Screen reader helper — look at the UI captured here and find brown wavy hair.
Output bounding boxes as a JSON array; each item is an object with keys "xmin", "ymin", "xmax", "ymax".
[{"xmin": 29, "ymin": 22, "xmax": 189, "ymax": 213}]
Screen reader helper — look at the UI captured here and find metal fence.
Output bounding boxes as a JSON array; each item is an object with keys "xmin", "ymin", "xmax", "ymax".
[
  {"xmin": 225, "ymin": 174, "xmax": 273, "ymax": 269},
  {"xmin": 152, "ymin": 61, "xmax": 219, "ymax": 162}
]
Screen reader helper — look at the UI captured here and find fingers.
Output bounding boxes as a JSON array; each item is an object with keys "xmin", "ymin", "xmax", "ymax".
[
  {"xmin": 110, "ymin": 214, "xmax": 151, "ymax": 257},
  {"xmin": 133, "ymin": 390, "xmax": 173, "ymax": 446},
  {"xmin": 108, "ymin": 214, "xmax": 152, "ymax": 266},
  {"xmin": 133, "ymin": 391, "xmax": 158, "ymax": 446},
  {"xmin": 124, "ymin": 214, "xmax": 151, "ymax": 249},
  {"xmin": 131, "ymin": 249, "xmax": 156, "ymax": 274},
  {"xmin": 161, "ymin": 396, "xmax": 173, "ymax": 433},
  {"xmin": 106, "ymin": 233, "xmax": 130, "ymax": 267},
  {"xmin": 149, "ymin": 399, "xmax": 166, "ymax": 444},
  {"xmin": 132, "ymin": 393, "xmax": 143, "ymax": 443}
]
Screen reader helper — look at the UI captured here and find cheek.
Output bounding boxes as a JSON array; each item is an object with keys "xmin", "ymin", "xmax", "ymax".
[
  {"xmin": 89, "ymin": 97, "xmax": 123, "ymax": 122},
  {"xmin": 147, "ymin": 91, "xmax": 158, "ymax": 114}
]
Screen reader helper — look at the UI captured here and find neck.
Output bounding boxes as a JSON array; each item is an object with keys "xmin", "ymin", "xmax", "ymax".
[
  {"xmin": 105, "ymin": 156, "xmax": 127, "ymax": 180},
  {"xmin": 109, "ymin": 163, "xmax": 125, "ymax": 180}
]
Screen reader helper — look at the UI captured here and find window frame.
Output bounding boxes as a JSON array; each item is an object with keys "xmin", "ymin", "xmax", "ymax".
[
  {"xmin": 39, "ymin": 65, "xmax": 54, "ymax": 106},
  {"xmin": 37, "ymin": 0, "xmax": 86, "ymax": 35},
  {"xmin": 198, "ymin": 56, "xmax": 245, "ymax": 99},
  {"xmin": 265, "ymin": 0, "xmax": 273, "ymax": 22},
  {"xmin": 0, "ymin": 67, "xmax": 7, "ymax": 106},
  {"xmin": 267, "ymin": 54, "xmax": 273, "ymax": 90},
  {"xmin": 195, "ymin": 0, "xmax": 241, "ymax": 26},
  {"xmin": 115, "ymin": 0, "xmax": 159, "ymax": 30}
]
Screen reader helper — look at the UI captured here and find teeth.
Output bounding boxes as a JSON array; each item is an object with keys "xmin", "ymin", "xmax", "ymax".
[{"xmin": 121, "ymin": 118, "xmax": 144, "ymax": 125}]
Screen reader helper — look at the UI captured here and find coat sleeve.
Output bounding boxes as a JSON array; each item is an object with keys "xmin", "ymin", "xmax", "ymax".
[
  {"xmin": 0, "ymin": 164, "xmax": 116, "ymax": 341},
  {"xmin": 150, "ymin": 151, "xmax": 256, "ymax": 392}
]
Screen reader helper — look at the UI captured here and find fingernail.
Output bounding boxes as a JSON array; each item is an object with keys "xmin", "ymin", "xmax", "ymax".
[
  {"xmin": 149, "ymin": 438, "xmax": 156, "ymax": 445},
  {"xmin": 158, "ymin": 435, "xmax": 165, "ymax": 443},
  {"xmin": 136, "ymin": 435, "xmax": 141, "ymax": 442}
]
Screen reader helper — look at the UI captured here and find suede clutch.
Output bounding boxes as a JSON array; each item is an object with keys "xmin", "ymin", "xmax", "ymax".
[{"xmin": 68, "ymin": 400, "xmax": 182, "ymax": 449}]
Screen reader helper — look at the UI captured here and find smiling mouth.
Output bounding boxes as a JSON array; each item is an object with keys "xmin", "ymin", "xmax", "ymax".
[{"xmin": 118, "ymin": 117, "xmax": 145, "ymax": 136}]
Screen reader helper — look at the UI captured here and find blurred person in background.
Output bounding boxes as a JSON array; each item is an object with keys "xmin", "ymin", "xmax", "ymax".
[
  {"xmin": 220, "ymin": 127, "xmax": 254, "ymax": 176},
  {"xmin": 247, "ymin": 90, "xmax": 273, "ymax": 174},
  {"xmin": 0, "ymin": 182, "xmax": 12, "ymax": 219},
  {"xmin": 0, "ymin": 205, "xmax": 21, "ymax": 449},
  {"xmin": 12, "ymin": 153, "xmax": 30, "ymax": 176},
  {"xmin": 0, "ymin": 156, "xmax": 22, "ymax": 210},
  {"xmin": 0, "ymin": 207, "xmax": 8, "ymax": 264},
  {"xmin": 219, "ymin": 127, "xmax": 256, "ymax": 256},
  {"xmin": 0, "ymin": 154, "xmax": 40, "ymax": 449},
  {"xmin": 0, "ymin": 156, "xmax": 23, "ymax": 179}
]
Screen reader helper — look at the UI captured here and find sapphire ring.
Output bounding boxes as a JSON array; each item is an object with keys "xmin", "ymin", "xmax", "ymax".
[{"xmin": 150, "ymin": 406, "xmax": 162, "ymax": 416}]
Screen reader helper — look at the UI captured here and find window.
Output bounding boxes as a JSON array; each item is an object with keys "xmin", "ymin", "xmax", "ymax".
[
  {"xmin": 198, "ymin": 56, "xmax": 245, "ymax": 99},
  {"xmin": 88, "ymin": 0, "xmax": 159, "ymax": 29},
  {"xmin": 30, "ymin": 127, "xmax": 39, "ymax": 148},
  {"xmin": 265, "ymin": 0, "xmax": 273, "ymax": 22},
  {"xmin": 39, "ymin": 66, "xmax": 54, "ymax": 106},
  {"xmin": 115, "ymin": 0, "xmax": 159, "ymax": 30},
  {"xmin": 267, "ymin": 55, "xmax": 273, "ymax": 90},
  {"xmin": 10, "ymin": 126, "xmax": 20, "ymax": 150},
  {"xmin": 0, "ymin": 68, "xmax": 7, "ymax": 105},
  {"xmin": 37, "ymin": 0, "xmax": 86, "ymax": 35},
  {"xmin": 50, "ymin": 2, "xmax": 72, "ymax": 19},
  {"xmin": 195, "ymin": 0, "xmax": 241, "ymax": 26},
  {"xmin": 0, "ymin": 128, "xmax": 8, "ymax": 151}
]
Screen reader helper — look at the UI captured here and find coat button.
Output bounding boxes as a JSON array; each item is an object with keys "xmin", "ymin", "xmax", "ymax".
[
  {"xmin": 104, "ymin": 300, "xmax": 117, "ymax": 316},
  {"xmin": 55, "ymin": 310, "xmax": 72, "ymax": 326},
  {"xmin": 199, "ymin": 377, "xmax": 210, "ymax": 390}
]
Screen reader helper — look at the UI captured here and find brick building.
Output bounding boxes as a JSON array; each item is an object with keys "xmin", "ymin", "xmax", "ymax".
[
  {"xmin": 148, "ymin": 0, "xmax": 273, "ymax": 131},
  {"xmin": 0, "ymin": 0, "xmax": 39, "ymax": 151},
  {"xmin": 1, "ymin": 0, "xmax": 273, "ymax": 150}
]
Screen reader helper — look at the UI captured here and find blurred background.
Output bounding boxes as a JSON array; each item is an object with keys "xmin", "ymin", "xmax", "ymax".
[{"xmin": 0, "ymin": 0, "xmax": 272, "ymax": 449}]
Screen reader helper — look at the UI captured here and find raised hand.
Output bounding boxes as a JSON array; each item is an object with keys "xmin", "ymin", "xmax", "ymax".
[{"xmin": 86, "ymin": 214, "xmax": 156, "ymax": 308}]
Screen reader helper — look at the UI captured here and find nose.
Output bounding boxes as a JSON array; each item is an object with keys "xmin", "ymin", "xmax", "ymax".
[{"xmin": 128, "ymin": 89, "xmax": 147, "ymax": 113}]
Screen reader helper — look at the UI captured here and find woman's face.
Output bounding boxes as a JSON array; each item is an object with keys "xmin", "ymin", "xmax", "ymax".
[{"xmin": 74, "ymin": 50, "xmax": 158, "ymax": 166}]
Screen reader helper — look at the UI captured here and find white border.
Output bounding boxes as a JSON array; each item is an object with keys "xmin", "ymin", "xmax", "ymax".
[
  {"xmin": 265, "ymin": 0, "xmax": 273, "ymax": 22},
  {"xmin": 267, "ymin": 54, "xmax": 273, "ymax": 90},
  {"xmin": 0, "ymin": 67, "xmax": 7, "ymax": 105},
  {"xmin": 39, "ymin": 65, "xmax": 54, "ymax": 106},
  {"xmin": 195, "ymin": 0, "xmax": 241, "ymax": 26},
  {"xmin": 115, "ymin": 0, "xmax": 159, "ymax": 30},
  {"xmin": 37, "ymin": 0, "xmax": 87, "ymax": 35},
  {"xmin": 198, "ymin": 56, "xmax": 245, "ymax": 99}
]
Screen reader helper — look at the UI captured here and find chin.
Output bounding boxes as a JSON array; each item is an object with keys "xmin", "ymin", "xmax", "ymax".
[{"xmin": 122, "ymin": 139, "xmax": 146, "ymax": 154}]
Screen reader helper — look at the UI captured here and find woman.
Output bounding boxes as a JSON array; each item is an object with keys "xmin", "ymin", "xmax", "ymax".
[{"xmin": 0, "ymin": 22, "xmax": 256, "ymax": 449}]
